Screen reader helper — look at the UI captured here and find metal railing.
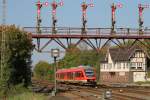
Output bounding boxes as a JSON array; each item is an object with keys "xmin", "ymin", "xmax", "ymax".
[{"xmin": 23, "ymin": 27, "xmax": 150, "ymax": 36}]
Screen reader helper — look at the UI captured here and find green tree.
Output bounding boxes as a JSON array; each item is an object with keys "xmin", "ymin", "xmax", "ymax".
[
  {"xmin": 61, "ymin": 44, "xmax": 81, "ymax": 68},
  {"xmin": 34, "ymin": 61, "xmax": 53, "ymax": 80},
  {"xmin": 0, "ymin": 25, "xmax": 33, "ymax": 96}
]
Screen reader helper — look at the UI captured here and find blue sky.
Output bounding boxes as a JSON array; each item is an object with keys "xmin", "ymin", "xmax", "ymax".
[{"xmin": 1, "ymin": 0, "xmax": 150, "ymax": 65}]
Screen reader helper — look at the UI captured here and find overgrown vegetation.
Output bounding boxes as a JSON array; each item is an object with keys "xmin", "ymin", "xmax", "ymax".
[
  {"xmin": 34, "ymin": 61, "xmax": 54, "ymax": 81},
  {"xmin": 0, "ymin": 25, "xmax": 34, "ymax": 97}
]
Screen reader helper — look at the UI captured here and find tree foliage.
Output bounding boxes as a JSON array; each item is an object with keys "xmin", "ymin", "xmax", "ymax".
[
  {"xmin": 0, "ymin": 25, "xmax": 33, "ymax": 96},
  {"xmin": 34, "ymin": 61, "xmax": 54, "ymax": 80}
]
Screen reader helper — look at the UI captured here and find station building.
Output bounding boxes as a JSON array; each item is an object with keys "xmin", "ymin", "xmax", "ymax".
[{"xmin": 100, "ymin": 45, "xmax": 150, "ymax": 84}]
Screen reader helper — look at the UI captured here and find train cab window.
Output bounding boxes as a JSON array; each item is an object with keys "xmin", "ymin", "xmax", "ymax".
[{"xmin": 85, "ymin": 69, "xmax": 94, "ymax": 77}]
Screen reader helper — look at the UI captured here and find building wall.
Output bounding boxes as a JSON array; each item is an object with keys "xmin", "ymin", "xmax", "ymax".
[
  {"xmin": 100, "ymin": 72, "xmax": 130, "ymax": 84},
  {"xmin": 130, "ymin": 51, "xmax": 146, "ymax": 71},
  {"xmin": 100, "ymin": 50, "xmax": 147, "ymax": 84},
  {"xmin": 130, "ymin": 51, "xmax": 147, "ymax": 82},
  {"xmin": 101, "ymin": 62, "xmax": 130, "ymax": 72},
  {"xmin": 133, "ymin": 72, "xmax": 146, "ymax": 82}
]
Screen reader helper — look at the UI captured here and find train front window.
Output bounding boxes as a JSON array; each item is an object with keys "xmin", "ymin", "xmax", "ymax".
[{"xmin": 85, "ymin": 69, "xmax": 94, "ymax": 77}]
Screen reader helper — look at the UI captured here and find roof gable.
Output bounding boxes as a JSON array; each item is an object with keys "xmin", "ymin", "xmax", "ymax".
[{"xmin": 100, "ymin": 45, "xmax": 149, "ymax": 62}]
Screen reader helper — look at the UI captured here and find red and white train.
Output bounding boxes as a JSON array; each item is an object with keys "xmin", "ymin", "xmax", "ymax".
[{"xmin": 56, "ymin": 66, "xmax": 96, "ymax": 85}]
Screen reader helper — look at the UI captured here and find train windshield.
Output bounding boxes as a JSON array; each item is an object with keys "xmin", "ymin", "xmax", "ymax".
[{"xmin": 85, "ymin": 69, "xmax": 94, "ymax": 77}]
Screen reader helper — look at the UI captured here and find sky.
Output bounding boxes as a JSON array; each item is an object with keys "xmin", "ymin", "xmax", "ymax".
[{"xmin": 1, "ymin": 0, "xmax": 150, "ymax": 66}]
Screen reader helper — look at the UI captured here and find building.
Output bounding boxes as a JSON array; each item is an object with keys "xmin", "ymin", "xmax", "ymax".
[{"xmin": 100, "ymin": 45, "xmax": 150, "ymax": 84}]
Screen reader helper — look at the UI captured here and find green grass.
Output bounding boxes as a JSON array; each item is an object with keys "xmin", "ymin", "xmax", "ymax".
[
  {"xmin": 8, "ymin": 92, "xmax": 48, "ymax": 100},
  {"xmin": 135, "ymin": 81, "xmax": 150, "ymax": 85},
  {"xmin": 148, "ymin": 72, "xmax": 150, "ymax": 78},
  {"xmin": 0, "ymin": 84, "xmax": 49, "ymax": 100}
]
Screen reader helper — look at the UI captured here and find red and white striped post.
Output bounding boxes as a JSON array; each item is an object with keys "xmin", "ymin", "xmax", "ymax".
[
  {"xmin": 111, "ymin": 3, "xmax": 123, "ymax": 33},
  {"xmin": 81, "ymin": 0, "xmax": 94, "ymax": 34},
  {"xmin": 138, "ymin": 4, "xmax": 149, "ymax": 33}
]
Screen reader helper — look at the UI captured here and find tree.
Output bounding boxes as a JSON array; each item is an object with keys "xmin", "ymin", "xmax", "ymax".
[
  {"xmin": 34, "ymin": 61, "xmax": 53, "ymax": 80},
  {"xmin": 0, "ymin": 25, "xmax": 33, "ymax": 96}
]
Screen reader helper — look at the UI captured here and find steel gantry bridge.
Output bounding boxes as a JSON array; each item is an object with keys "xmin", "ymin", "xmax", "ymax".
[
  {"xmin": 24, "ymin": 1, "xmax": 150, "ymax": 53},
  {"xmin": 24, "ymin": 27, "xmax": 150, "ymax": 53}
]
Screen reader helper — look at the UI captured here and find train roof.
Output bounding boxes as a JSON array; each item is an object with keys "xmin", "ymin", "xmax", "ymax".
[{"xmin": 56, "ymin": 65, "xmax": 93, "ymax": 73}]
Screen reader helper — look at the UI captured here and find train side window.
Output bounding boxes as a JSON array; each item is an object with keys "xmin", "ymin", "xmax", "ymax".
[
  {"xmin": 78, "ymin": 72, "xmax": 81, "ymax": 77},
  {"xmin": 61, "ymin": 73, "xmax": 65, "ymax": 79},
  {"xmin": 75, "ymin": 72, "xmax": 79, "ymax": 77},
  {"xmin": 67, "ymin": 72, "xmax": 71, "ymax": 79},
  {"xmin": 71, "ymin": 72, "xmax": 73, "ymax": 79}
]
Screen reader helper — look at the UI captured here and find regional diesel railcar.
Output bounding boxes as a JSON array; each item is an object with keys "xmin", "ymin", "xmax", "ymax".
[{"xmin": 56, "ymin": 66, "xmax": 96, "ymax": 85}]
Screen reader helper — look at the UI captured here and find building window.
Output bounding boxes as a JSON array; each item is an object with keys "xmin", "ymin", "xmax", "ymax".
[
  {"xmin": 131, "ymin": 62, "xmax": 136, "ymax": 67},
  {"xmin": 137, "ymin": 62, "xmax": 143, "ymax": 70},
  {"xmin": 108, "ymin": 63, "xmax": 112, "ymax": 69},
  {"xmin": 117, "ymin": 63, "xmax": 121, "ymax": 69},
  {"xmin": 102, "ymin": 64, "xmax": 104, "ymax": 69},
  {"xmin": 139, "ymin": 52, "xmax": 142, "ymax": 57},
  {"xmin": 126, "ymin": 63, "xmax": 130, "ymax": 69},
  {"xmin": 123, "ymin": 63, "xmax": 126, "ymax": 69}
]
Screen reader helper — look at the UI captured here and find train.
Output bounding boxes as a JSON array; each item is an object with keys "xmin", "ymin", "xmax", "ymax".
[{"xmin": 56, "ymin": 66, "xmax": 96, "ymax": 85}]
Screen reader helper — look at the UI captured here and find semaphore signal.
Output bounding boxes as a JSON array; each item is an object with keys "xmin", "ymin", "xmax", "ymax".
[
  {"xmin": 138, "ymin": 4, "xmax": 150, "ymax": 34},
  {"xmin": 81, "ymin": 0, "xmax": 94, "ymax": 34},
  {"xmin": 111, "ymin": 3, "xmax": 123, "ymax": 33},
  {"xmin": 36, "ymin": 0, "xmax": 43, "ymax": 50},
  {"xmin": 51, "ymin": 0, "xmax": 64, "ymax": 34},
  {"xmin": 80, "ymin": 0, "xmax": 94, "ymax": 51},
  {"xmin": 35, "ymin": 0, "xmax": 64, "ymax": 51}
]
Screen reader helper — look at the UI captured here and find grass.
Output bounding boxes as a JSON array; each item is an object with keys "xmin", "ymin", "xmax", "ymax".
[
  {"xmin": 8, "ymin": 92, "xmax": 48, "ymax": 100},
  {"xmin": 0, "ymin": 84, "xmax": 49, "ymax": 100},
  {"xmin": 148, "ymin": 72, "xmax": 150, "ymax": 78},
  {"xmin": 135, "ymin": 81, "xmax": 150, "ymax": 85}
]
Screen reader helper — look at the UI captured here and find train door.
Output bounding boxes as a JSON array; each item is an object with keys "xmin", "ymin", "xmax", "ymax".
[
  {"xmin": 75, "ymin": 71, "xmax": 83, "ymax": 80},
  {"xmin": 73, "ymin": 72, "xmax": 75, "ymax": 81}
]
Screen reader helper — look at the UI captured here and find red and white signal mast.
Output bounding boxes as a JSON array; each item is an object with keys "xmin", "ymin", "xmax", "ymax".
[
  {"xmin": 81, "ymin": 0, "xmax": 94, "ymax": 34},
  {"xmin": 36, "ymin": 0, "xmax": 43, "ymax": 50},
  {"xmin": 51, "ymin": 0, "xmax": 63, "ymax": 34},
  {"xmin": 111, "ymin": 3, "xmax": 123, "ymax": 33},
  {"xmin": 138, "ymin": 4, "xmax": 149, "ymax": 34},
  {"xmin": 35, "ymin": 0, "xmax": 63, "ymax": 50},
  {"xmin": 36, "ymin": 0, "xmax": 43, "ymax": 34}
]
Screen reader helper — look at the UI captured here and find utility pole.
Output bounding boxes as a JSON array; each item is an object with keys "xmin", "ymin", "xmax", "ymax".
[{"xmin": 1, "ymin": 0, "xmax": 6, "ymax": 80}]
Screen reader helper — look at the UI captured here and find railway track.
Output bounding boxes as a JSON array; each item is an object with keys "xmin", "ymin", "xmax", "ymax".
[
  {"xmin": 78, "ymin": 87, "xmax": 147, "ymax": 100},
  {"xmin": 32, "ymin": 79, "xmax": 150, "ymax": 100}
]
